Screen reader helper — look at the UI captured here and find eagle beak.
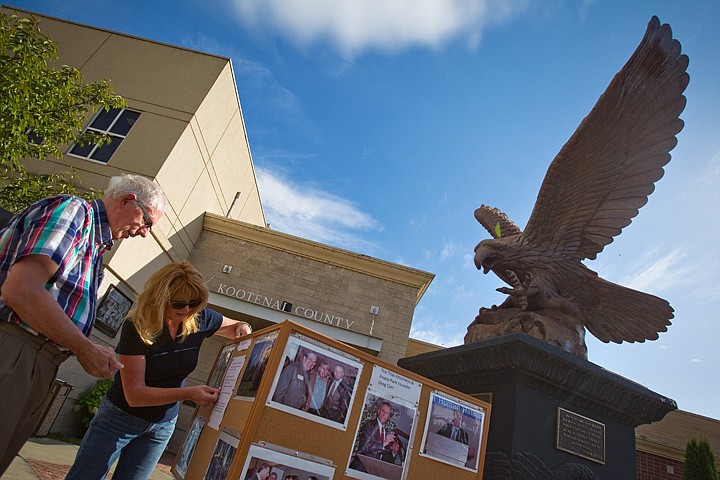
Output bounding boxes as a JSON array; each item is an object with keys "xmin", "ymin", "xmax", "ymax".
[{"xmin": 474, "ymin": 244, "xmax": 491, "ymax": 274}]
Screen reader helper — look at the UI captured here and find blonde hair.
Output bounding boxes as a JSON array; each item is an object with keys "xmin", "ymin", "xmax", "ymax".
[{"xmin": 130, "ymin": 261, "xmax": 208, "ymax": 345}]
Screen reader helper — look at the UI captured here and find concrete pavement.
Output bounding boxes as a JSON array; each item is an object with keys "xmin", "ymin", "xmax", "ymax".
[{"xmin": 3, "ymin": 437, "xmax": 174, "ymax": 479}]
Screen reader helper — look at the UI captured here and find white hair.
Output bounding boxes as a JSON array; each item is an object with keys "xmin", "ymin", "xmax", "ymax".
[{"xmin": 104, "ymin": 174, "xmax": 167, "ymax": 211}]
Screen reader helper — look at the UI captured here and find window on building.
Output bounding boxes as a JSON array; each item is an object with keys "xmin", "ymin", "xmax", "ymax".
[{"xmin": 69, "ymin": 108, "xmax": 141, "ymax": 163}]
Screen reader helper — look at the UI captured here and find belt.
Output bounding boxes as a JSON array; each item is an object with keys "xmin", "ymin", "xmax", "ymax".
[{"xmin": 0, "ymin": 321, "xmax": 73, "ymax": 366}]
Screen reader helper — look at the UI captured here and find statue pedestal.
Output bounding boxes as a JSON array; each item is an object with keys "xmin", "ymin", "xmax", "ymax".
[{"xmin": 398, "ymin": 333, "xmax": 676, "ymax": 479}]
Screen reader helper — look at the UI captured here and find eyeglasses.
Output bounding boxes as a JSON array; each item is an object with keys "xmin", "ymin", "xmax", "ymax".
[
  {"xmin": 170, "ymin": 299, "xmax": 202, "ymax": 310},
  {"xmin": 136, "ymin": 202, "xmax": 153, "ymax": 230}
]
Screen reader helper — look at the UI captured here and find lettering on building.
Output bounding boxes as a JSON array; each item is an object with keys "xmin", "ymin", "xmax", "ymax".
[{"xmin": 216, "ymin": 284, "xmax": 354, "ymax": 330}]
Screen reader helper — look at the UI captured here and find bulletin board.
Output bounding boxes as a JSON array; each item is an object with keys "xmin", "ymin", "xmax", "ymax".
[{"xmin": 171, "ymin": 320, "xmax": 491, "ymax": 480}]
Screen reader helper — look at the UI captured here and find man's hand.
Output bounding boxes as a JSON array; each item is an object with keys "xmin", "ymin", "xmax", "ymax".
[
  {"xmin": 74, "ymin": 342, "xmax": 124, "ymax": 378},
  {"xmin": 2, "ymin": 256, "xmax": 123, "ymax": 378}
]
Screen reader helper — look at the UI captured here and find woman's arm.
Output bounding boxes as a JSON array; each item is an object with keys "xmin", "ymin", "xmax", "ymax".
[
  {"xmin": 214, "ymin": 316, "xmax": 252, "ymax": 339},
  {"xmin": 119, "ymin": 354, "xmax": 219, "ymax": 407}
]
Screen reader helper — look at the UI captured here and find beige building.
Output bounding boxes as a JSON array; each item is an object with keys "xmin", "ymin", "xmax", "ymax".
[{"xmin": 4, "ymin": 6, "xmax": 718, "ymax": 472}]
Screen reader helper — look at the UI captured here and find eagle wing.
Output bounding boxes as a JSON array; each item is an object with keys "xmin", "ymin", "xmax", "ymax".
[
  {"xmin": 523, "ymin": 16, "xmax": 689, "ymax": 260},
  {"xmin": 573, "ymin": 267, "xmax": 673, "ymax": 343}
]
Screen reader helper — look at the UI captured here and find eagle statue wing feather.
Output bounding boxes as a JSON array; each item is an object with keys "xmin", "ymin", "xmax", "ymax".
[
  {"xmin": 523, "ymin": 16, "xmax": 689, "ymax": 261},
  {"xmin": 474, "ymin": 205, "xmax": 522, "ymax": 239},
  {"xmin": 574, "ymin": 269, "xmax": 673, "ymax": 343}
]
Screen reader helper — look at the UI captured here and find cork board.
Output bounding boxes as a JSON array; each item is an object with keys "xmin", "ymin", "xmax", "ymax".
[{"xmin": 176, "ymin": 321, "xmax": 491, "ymax": 480}]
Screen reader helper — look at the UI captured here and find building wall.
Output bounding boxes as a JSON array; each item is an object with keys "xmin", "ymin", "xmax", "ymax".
[
  {"xmin": 189, "ymin": 215, "xmax": 433, "ymax": 365},
  {"xmin": 8, "ymin": 6, "xmax": 266, "ymax": 261},
  {"xmin": 7, "ymin": 4, "xmax": 433, "ymax": 430},
  {"xmin": 635, "ymin": 409, "xmax": 720, "ymax": 475},
  {"xmin": 637, "ymin": 450, "xmax": 684, "ymax": 480}
]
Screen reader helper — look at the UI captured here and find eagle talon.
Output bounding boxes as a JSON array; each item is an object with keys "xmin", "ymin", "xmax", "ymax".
[{"xmin": 495, "ymin": 270, "xmax": 538, "ymax": 310}]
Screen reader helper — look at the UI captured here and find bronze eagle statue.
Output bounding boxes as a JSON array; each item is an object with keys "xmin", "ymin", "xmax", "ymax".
[{"xmin": 471, "ymin": 17, "xmax": 688, "ymax": 356}]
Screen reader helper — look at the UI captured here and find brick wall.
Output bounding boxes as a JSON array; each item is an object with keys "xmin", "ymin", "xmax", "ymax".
[
  {"xmin": 190, "ymin": 230, "xmax": 419, "ymax": 364},
  {"xmin": 637, "ymin": 450, "xmax": 684, "ymax": 480}
]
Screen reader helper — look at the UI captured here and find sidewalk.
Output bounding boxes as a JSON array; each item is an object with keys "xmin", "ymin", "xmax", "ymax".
[{"xmin": 3, "ymin": 437, "xmax": 174, "ymax": 479}]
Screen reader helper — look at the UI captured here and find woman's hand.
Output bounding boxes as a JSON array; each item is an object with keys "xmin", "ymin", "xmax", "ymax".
[
  {"xmin": 216, "ymin": 317, "xmax": 252, "ymax": 339},
  {"xmin": 189, "ymin": 385, "xmax": 221, "ymax": 406},
  {"xmin": 234, "ymin": 321, "xmax": 252, "ymax": 338}
]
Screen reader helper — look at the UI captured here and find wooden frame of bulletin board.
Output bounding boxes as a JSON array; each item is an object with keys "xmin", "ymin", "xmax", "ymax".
[{"xmin": 171, "ymin": 320, "xmax": 491, "ymax": 480}]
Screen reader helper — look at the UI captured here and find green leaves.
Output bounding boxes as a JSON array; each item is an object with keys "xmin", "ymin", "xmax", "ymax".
[
  {"xmin": 73, "ymin": 379, "xmax": 113, "ymax": 429},
  {"xmin": 0, "ymin": 169, "xmax": 100, "ymax": 213},
  {"xmin": 494, "ymin": 222, "xmax": 502, "ymax": 238},
  {"xmin": 685, "ymin": 437, "xmax": 719, "ymax": 480},
  {"xmin": 0, "ymin": 11, "xmax": 122, "ymax": 209}
]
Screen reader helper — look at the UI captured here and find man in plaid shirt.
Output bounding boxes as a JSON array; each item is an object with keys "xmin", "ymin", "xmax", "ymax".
[{"xmin": 0, "ymin": 174, "xmax": 166, "ymax": 474}]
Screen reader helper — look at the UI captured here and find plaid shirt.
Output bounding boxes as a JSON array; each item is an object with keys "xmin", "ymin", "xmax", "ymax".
[{"xmin": 0, "ymin": 195, "xmax": 114, "ymax": 338}]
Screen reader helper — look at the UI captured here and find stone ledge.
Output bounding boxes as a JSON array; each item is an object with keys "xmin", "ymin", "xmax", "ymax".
[{"xmin": 398, "ymin": 333, "xmax": 676, "ymax": 427}]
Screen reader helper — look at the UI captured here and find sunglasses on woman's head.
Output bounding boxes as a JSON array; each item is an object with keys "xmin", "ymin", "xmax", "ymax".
[{"xmin": 170, "ymin": 299, "xmax": 202, "ymax": 310}]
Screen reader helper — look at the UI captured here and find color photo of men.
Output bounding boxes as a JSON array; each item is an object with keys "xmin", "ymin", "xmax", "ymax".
[
  {"xmin": 437, "ymin": 408, "xmax": 469, "ymax": 445},
  {"xmin": 348, "ymin": 393, "xmax": 415, "ymax": 480},
  {"xmin": 321, "ymin": 364, "xmax": 352, "ymax": 423},
  {"xmin": 272, "ymin": 351, "xmax": 316, "ymax": 409},
  {"xmin": 421, "ymin": 392, "xmax": 485, "ymax": 471},
  {"xmin": 241, "ymin": 444, "xmax": 334, "ymax": 480},
  {"xmin": 269, "ymin": 337, "xmax": 361, "ymax": 428}
]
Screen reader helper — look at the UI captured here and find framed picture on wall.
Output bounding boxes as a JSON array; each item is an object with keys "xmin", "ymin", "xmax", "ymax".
[{"xmin": 95, "ymin": 285, "xmax": 133, "ymax": 338}]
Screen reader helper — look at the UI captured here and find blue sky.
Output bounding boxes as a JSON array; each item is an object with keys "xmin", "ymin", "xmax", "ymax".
[{"xmin": 12, "ymin": 0, "xmax": 719, "ymax": 420}]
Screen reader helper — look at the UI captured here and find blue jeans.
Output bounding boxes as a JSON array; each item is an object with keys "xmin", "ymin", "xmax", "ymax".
[{"xmin": 66, "ymin": 397, "xmax": 177, "ymax": 480}]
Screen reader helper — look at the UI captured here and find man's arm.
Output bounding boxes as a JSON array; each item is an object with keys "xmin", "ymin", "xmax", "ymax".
[
  {"xmin": 1, "ymin": 254, "xmax": 123, "ymax": 378},
  {"xmin": 272, "ymin": 364, "xmax": 291, "ymax": 402}
]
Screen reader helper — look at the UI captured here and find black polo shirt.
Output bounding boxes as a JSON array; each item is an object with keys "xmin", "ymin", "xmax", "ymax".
[{"xmin": 106, "ymin": 308, "xmax": 223, "ymax": 422}]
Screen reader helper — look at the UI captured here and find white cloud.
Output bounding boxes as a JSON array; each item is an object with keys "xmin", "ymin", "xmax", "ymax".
[
  {"xmin": 439, "ymin": 241, "xmax": 461, "ymax": 261},
  {"xmin": 410, "ymin": 326, "xmax": 464, "ymax": 347},
  {"xmin": 462, "ymin": 252, "xmax": 475, "ymax": 269},
  {"xmin": 230, "ymin": 0, "xmax": 529, "ymax": 58},
  {"xmin": 619, "ymin": 246, "xmax": 690, "ymax": 294},
  {"xmin": 256, "ymin": 167, "xmax": 382, "ymax": 252}
]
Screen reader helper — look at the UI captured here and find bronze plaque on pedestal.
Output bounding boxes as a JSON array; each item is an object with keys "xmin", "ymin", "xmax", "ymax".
[{"xmin": 556, "ymin": 407, "xmax": 605, "ymax": 464}]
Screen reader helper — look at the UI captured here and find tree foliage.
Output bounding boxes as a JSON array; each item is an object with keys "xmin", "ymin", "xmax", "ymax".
[
  {"xmin": 1, "ymin": 11, "xmax": 125, "ymax": 169},
  {"xmin": 685, "ymin": 437, "xmax": 719, "ymax": 480},
  {"xmin": 0, "ymin": 10, "xmax": 123, "ymax": 210},
  {"xmin": 0, "ymin": 169, "xmax": 99, "ymax": 213}
]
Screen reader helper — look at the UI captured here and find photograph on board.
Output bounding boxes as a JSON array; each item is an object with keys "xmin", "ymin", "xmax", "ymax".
[
  {"xmin": 172, "ymin": 415, "xmax": 205, "ymax": 479},
  {"xmin": 204, "ymin": 429, "xmax": 240, "ymax": 480},
  {"xmin": 240, "ymin": 443, "xmax": 335, "ymax": 480},
  {"xmin": 347, "ymin": 392, "xmax": 416, "ymax": 480},
  {"xmin": 208, "ymin": 342, "xmax": 237, "ymax": 390},
  {"xmin": 235, "ymin": 332, "xmax": 278, "ymax": 399},
  {"xmin": 420, "ymin": 392, "xmax": 486, "ymax": 471},
  {"xmin": 268, "ymin": 334, "xmax": 362, "ymax": 429}
]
